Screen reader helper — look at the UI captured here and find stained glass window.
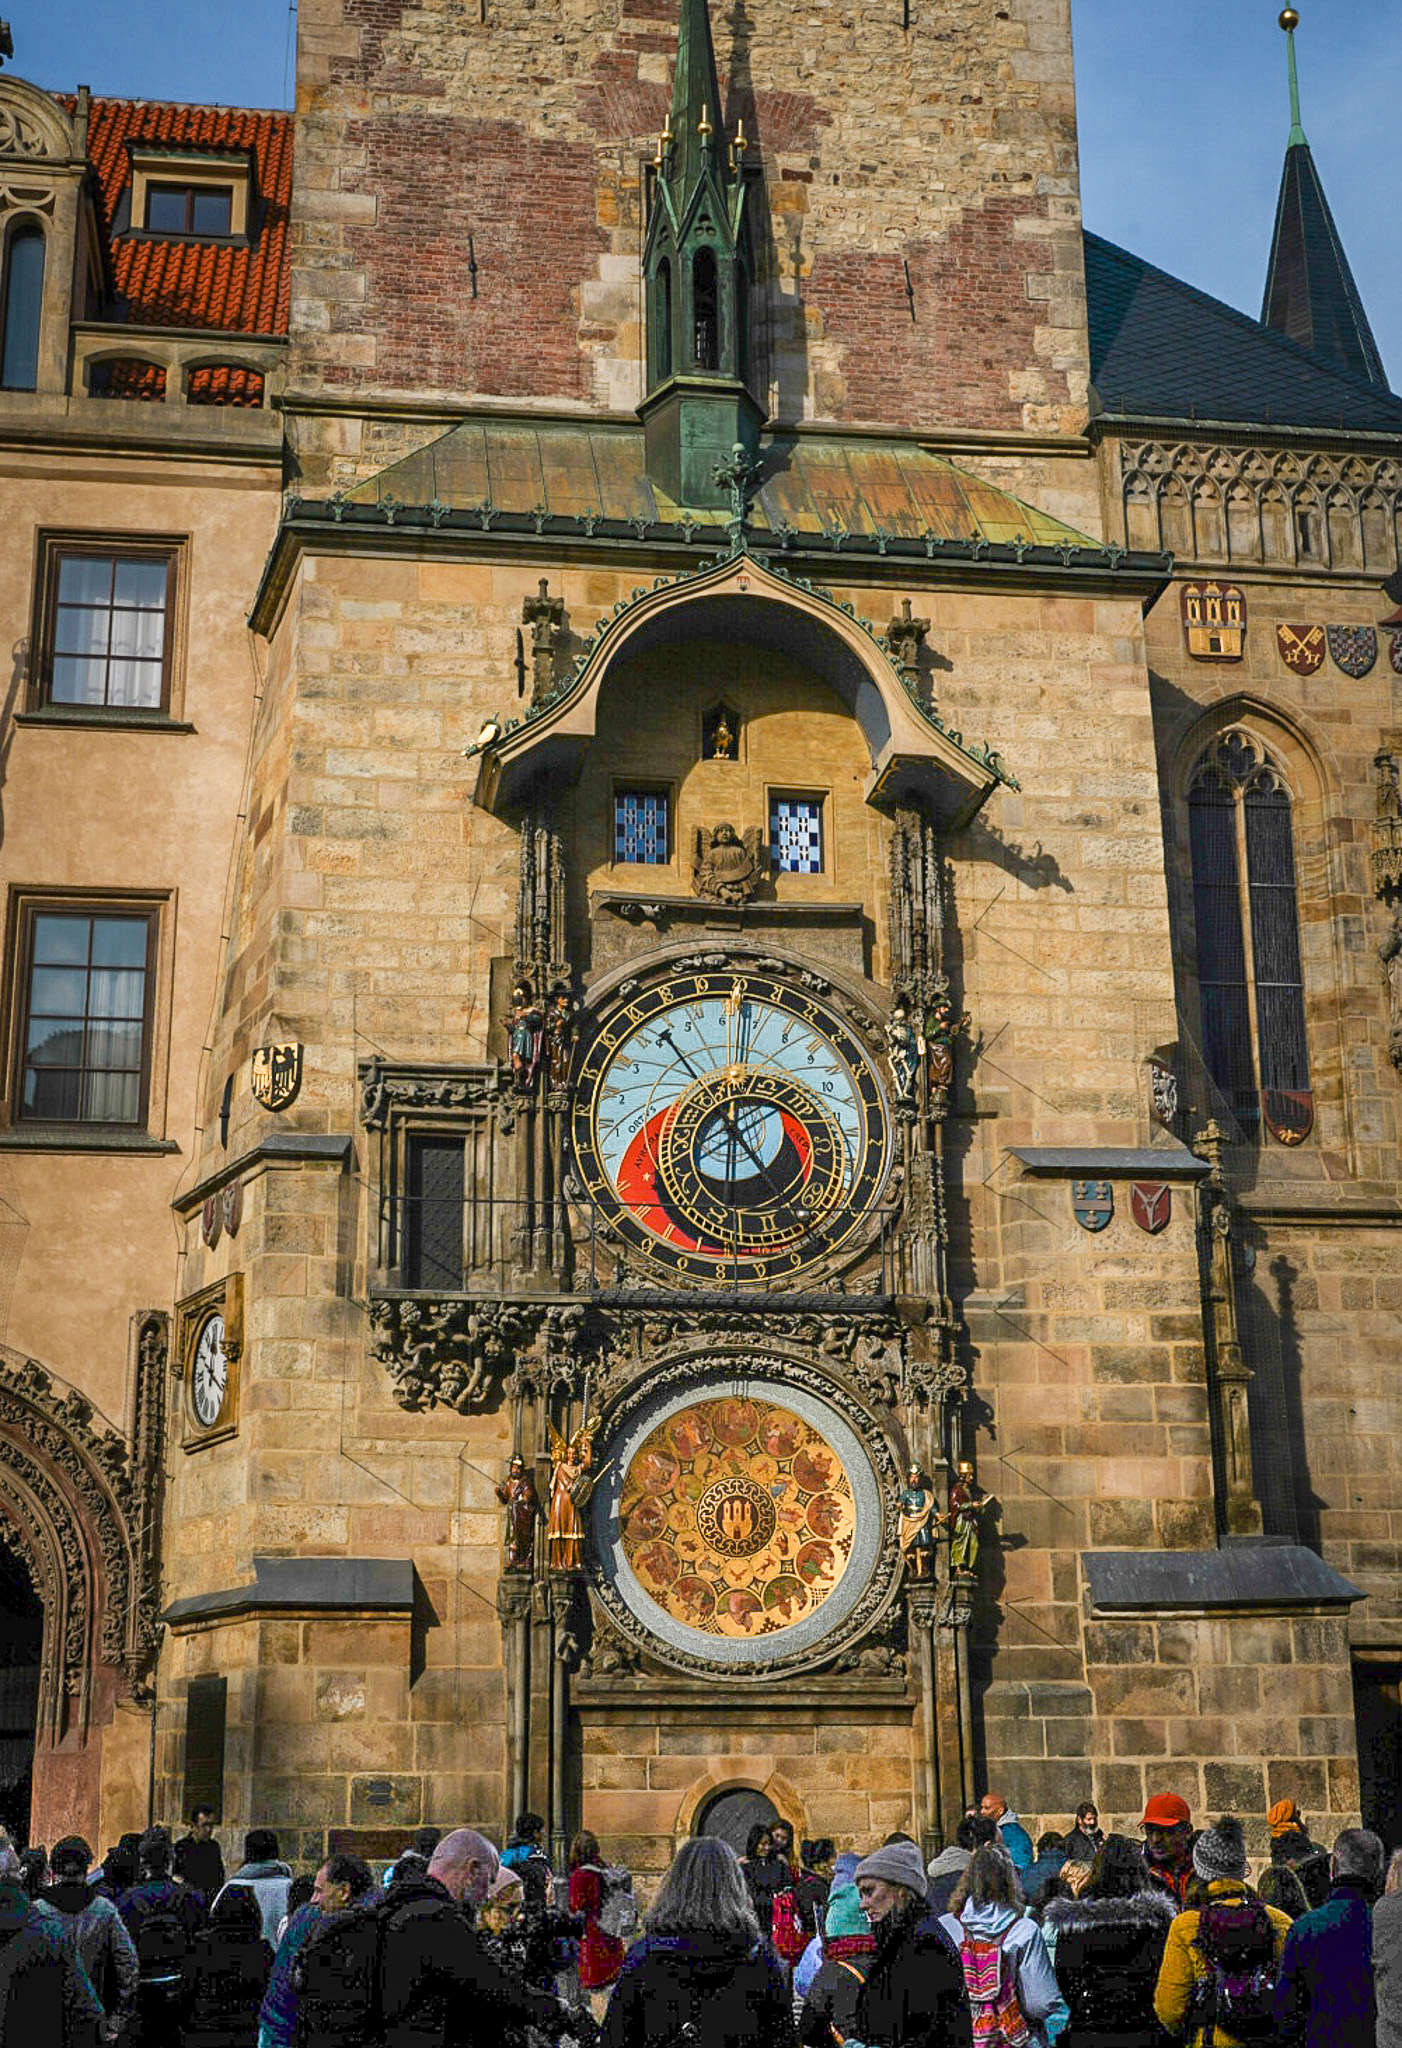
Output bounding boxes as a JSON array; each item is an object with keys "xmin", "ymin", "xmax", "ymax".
[
  {"xmin": 1186, "ymin": 733, "xmax": 1310, "ymax": 1138},
  {"xmin": 614, "ymin": 789, "xmax": 669, "ymax": 864},
  {"xmin": 770, "ymin": 795, "xmax": 823, "ymax": 874}
]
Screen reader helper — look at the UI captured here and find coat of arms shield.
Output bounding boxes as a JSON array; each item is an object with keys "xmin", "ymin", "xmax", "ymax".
[
  {"xmin": 1390, "ymin": 633, "xmax": 1402, "ymax": 677},
  {"xmin": 1327, "ymin": 625, "xmax": 1378, "ymax": 678},
  {"xmin": 1130, "ymin": 1182, "xmax": 1171, "ymax": 1234},
  {"xmin": 1263, "ymin": 1087, "xmax": 1314, "ymax": 1146},
  {"xmin": 221, "ymin": 1178, "xmax": 244, "ymax": 1238},
  {"xmin": 251, "ymin": 1041, "xmax": 304, "ymax": 1111},
  {"xmin": 1072, "ymin": 1181, "xmax": 1113, "ymax": 1232},
  {"xmin": 1276, "ymin": 623, "xmax": 1325, "ymax": 675}
]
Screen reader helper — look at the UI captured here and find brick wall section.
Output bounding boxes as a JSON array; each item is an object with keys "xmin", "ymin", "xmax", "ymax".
[{"xmin": 290, "ymin": 0, "xmax": 1089, "ymax": 435}]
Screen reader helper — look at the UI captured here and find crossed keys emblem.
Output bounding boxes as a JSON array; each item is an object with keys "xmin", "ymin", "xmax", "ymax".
[{"xmin": 1276, "ymin": 623, "xmax": 1325, "ymax": 675}]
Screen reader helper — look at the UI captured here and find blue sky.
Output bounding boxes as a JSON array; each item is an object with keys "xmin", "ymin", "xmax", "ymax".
[{"xmin": 14, "ymin": 0, "xmax": 1400, "ymax": 383}]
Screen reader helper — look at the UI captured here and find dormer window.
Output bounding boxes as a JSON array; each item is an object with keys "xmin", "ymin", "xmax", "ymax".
[
  {"xmin": 128, "ymin": 151, "xmax": 252, "ymax": 239},
  {"xmin": 145, "ymin": 183, "xmax": 233, "ymax": 236}
]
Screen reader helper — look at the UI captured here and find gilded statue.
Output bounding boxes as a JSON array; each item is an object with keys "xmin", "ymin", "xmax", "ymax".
[
  {"xmin": 546, "ymin": 1419, "xmax": 598, "ymax": 1572},
  {"xmin": 942, "ymin": 1460, "xmax": 999, "ymax": 1577}
]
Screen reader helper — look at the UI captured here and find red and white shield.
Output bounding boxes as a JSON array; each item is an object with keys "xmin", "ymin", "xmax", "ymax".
[
  {"xmin": 221, "ymin": 1178, "xmax": 244, "ymax": 1238},
  {"xmin": 201, "ymin": 1194, "xmax": 223, "ymax": 1249},
  {"xmin": 1129, "ymin": 1182, "xmax": 1170, "ymax": 1234}
]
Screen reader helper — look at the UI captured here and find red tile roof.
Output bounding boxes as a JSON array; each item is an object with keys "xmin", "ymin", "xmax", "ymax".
[{"xmin": 79, "ymin": 98, "xmax": 291, "ymax": 336}]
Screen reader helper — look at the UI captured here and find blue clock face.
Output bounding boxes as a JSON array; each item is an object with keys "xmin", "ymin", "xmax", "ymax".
[{"xmin": 570, "ymin": 968, "xmax": 892, "ymax": 1285}]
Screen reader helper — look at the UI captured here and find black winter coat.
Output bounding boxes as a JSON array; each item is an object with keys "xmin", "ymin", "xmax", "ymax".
[
  {"xmin": 600, "ymin": 1929, "xmax": 797, "ymax": 2048},
  {"xmin": 1270, "ymin": 1832, "xmax": 1331, "ymax": 1913},
  {"xmin": 0, "ymin": 1877, "xmax": 104, "ymax": 2047},
  {"xmin": 1041, "ymin": 1889, "xmax": 1175, "ymax": 2048},
  {"xmin": 377, "ymin": 1876, "xmax": 561, "ymax": 2048},
  {"xmin": 180, "ymin": 1927, "xmax": 275, "ymax": 2048},
  {"xmin": 854, "ymin": 1900, "xmax": 973, "ymax": 2048}
]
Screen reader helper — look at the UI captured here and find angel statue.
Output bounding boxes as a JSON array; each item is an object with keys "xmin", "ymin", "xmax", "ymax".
[
  {"xmin": 692, "ymin": 822, "xmax": 764, "ymax": 905},
  {"xmin": 546, "ymin": 1419, "xmax": 598, "ymax": 1572}
]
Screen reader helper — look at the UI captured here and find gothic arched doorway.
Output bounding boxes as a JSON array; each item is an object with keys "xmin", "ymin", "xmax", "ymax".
[
  {"xmin": 0, "ymin": 1542, "xmax": 42, "ymax": 1843},
  {"xmin": 695, "ymin": 1785, "xmax": 779, "ymax": 1858}
]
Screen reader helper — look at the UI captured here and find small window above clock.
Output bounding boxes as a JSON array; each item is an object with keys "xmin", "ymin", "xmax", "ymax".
[{"xmin": 129, "ymin": 150, "xmax": 253, "ymax": 240}]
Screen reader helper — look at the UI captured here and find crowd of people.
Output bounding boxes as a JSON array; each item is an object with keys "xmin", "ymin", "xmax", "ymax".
[{"xmin": 2, "ymin": 1788, "xmax": 1400, "ymax": 2045}]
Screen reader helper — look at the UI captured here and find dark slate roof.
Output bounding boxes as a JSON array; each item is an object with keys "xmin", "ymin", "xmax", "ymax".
[
  {"xmin": 1084, "ymin": 230, "xmax": 1402, "ymax": 437},
  {"xmin": 1262, "ymin": 141, "xmax": 1386, "ymax": 388}
]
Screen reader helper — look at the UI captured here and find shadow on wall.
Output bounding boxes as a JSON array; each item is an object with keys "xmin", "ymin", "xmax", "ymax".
[
  {"xmin": 722, "ymin": 0, "xmax": 810, "ymax": 428},
  {"xmin": 1238, "ymin": 1246, "xmax": 1325, "ymax": 1550}
]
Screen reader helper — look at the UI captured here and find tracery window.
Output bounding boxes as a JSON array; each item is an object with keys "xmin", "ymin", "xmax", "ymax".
[
  {"xmin": 1186, "ymin": 732, "xmax": 1311, "ymax": 1141},
  {"xmin": 0, "ymin": 221, "xmax": 44, "ymax": 392}
]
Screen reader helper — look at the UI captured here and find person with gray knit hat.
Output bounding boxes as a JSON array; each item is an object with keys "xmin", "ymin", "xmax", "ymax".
[
  {"xmin": 1154, "ymin": 1817, "xmax": 1292, "ymax": 2045},
  {"xmin": 854, "ymin": 1841, "xmax": 972, "ymax": 2047}
]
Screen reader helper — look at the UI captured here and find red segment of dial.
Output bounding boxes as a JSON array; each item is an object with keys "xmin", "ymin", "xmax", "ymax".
[{"xmin": 615, "ymin": 1105, "xmax": 708, "ymax": 1251}]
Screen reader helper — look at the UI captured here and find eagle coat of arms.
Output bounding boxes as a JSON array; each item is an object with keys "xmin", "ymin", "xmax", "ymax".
[{"xmin": 251, "ymin": 1041, "xmax": 304, "ymax": 1112}]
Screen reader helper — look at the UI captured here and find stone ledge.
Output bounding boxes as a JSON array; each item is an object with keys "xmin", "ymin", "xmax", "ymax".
[
  {"xmin": 173, "ymin": 1132, "xmax": 354, "ymax": 1214},
  {"xmin": 1084, "ymin": 1544, "xmax": 1363, "ymax": 1615},
  {"xmin": 162, "ymin": 1554, "xmax": 414, "ymax": 1629},
  {"xmin": 1008, "ymin": 1145, "xmax": 1209, "ymax": 1180}
]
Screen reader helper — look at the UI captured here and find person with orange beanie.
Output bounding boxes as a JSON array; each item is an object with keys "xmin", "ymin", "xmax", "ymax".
[{"xmin": 1266, "ymin": 1799, "xmax": 1330, "ymax": 1913}]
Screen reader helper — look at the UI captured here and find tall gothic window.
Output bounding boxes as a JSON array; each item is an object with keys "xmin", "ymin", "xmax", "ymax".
[
  {"xmin": 1, "ymin": 222, "xmax": 45, "ymax": 392},
  {"xmin": 1187, "ymin": 732, "xmax": 1310, "ymax": 1139}
]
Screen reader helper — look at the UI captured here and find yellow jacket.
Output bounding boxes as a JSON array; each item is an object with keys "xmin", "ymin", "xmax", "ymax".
[{"xmin": 1153, "ymin": 1880, "xmax": 1292, "ymax": 2047}]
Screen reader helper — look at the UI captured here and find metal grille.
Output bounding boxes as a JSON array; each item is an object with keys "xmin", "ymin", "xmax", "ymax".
[
  {"xmin": 184, "ymin": 1675, "xmax": 227, "ymax": 1820},
  {"xmin": 406, "ymin": 1136, "xmax": 465, "ymax": 1289},
  {"xmin": 614, "ymin": 790, "xmax": 669, "ymax": 864},
  {"xmin": 770, "ymin": 796, "xmax": 823, "ymax": 874}
]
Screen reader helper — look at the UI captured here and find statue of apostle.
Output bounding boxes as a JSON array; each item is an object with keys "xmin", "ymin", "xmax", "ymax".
[
  {"xmin": 495, "ymin": 1455, "xmax": 541, "ymax": 1574},
  {"xmin": 944, "ymin": 1460, "xmax": 998, "ymax": 1577},
  {"xmin": 898, "ymin": 1464, "xmax": 937, "ymax": 1579}
]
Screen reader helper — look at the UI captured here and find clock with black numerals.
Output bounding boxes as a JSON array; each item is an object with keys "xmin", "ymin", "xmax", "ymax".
[
  {"xmin": 190, "ymin": 1311, "xmax": 229, "ymax": 1429},
  {"xmin": 570, "ymin": 965, "xmax": 893, "ymax": 1286}
]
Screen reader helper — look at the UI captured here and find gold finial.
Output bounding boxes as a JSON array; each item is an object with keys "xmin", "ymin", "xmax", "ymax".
[
  {"xmin": 662, "ymin": 112, "xmax": 673, "ymax": 143},
  {"xmin": 734, "ymin": 116, "xmax": 746, "ymax": 151},
  {"xmin": 698, "ymin": 102, "xmax": 712, "ymax": 141},
  {"xmin": 1279, "ymin": 8, "xmax": 1299, "ymax": 28}
]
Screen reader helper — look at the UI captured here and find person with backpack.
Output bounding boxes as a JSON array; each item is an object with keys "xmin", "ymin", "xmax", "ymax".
[
  {"xmin": 568, "ymin": 1830, "xmax": 627, "ymax": 2016},
  {"xmin": 1152, "ymin": 1815, "xmax": 1291, "ymax": 2048},
  {"xmin": 1270, "ymin": 1825, "xmax": 1383, "ymax": 2048},
  {"xmin": 181, "ymin": 1882, "xmax": 275, "ymax": 2048},
  {"xmin": 259, "ymin": 1853, "xmax": 373, "ymax": 2048},
  {"xmin": 1263, "ymin": 1804, "xmax": 1330, "ymax": 1916},
  {"xmin": 852, "ymin": 1835, "xmax": 972, "ymax": 2048},
  {"xmin": 118, "ymin": 1825, "xmax": 208, "ymax": 2048},
  {"xmin": 215, "ymin": 1832, "xmax": 294, "ymax": 1947},
  {"xmin": 0, "ymin": 1832, "xmax": 104, "ymax": 2048},
  {"xmin": 500, "ymin": 1813, "xmax": 554, "ymax": 1913},
  {"xmin": 928, "ymin": 1816, "xmax": 997, "ymax": 1921},
  {"xmin": 44, "ymin": 1835, "xmax": 140, "ymax": 2044},
  {"xmin": 295, "ymin": 1825, "xmax": 563, "ymax": 2048},
  {"xmin": 1041, "ymin": 1832, "xmax": 1174, "ymax": 2047},
  {"xmin": 798, "ymin": 1876, "xmax": 876, "ymax": 2048},
  {"xmin": 794, "ymin": 1840, "xmax": 835, "ymax": 1943},
  {"xmin": 939, "ymin": 1840, "xmax": 1065, "ymax": 2048},
  {"xmin": 600, "ymin": 1834, "xmax": 797, "ymax": 2048}
]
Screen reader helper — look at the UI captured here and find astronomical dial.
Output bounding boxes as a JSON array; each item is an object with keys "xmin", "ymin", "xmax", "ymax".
[
  {"xmin": 190, "ymin": 1312, "xmax": 228, "ymax": 1428},
  {"xmin": 570, "ymin": 968, "xmax": 893, "ymax": 1285}
]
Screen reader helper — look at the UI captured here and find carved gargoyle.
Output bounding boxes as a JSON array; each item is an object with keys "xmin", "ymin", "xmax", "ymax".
[{"xmin": 692, "ymin": 823, "xmax": 764, "ymax": 905}]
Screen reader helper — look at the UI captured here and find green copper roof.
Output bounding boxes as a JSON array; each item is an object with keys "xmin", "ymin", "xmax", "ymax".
[{"xmin": 343, "ymin": 419, "xmax": 1095, "ymax": 550}]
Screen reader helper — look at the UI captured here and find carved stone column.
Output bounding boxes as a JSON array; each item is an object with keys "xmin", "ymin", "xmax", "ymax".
[
  {"xmin": 496, "ymin": 1574, "xmax": 533, "ymax": 1833},
  {"xmin": 940, "ymin": 1574, "xmax": 977, "ymax": 1833},
  {"xmin": 548, "ymin": 1571, "xmax": 582, "ymax": 1871},
  {"xmin": 1196, "ymin": 1121, "xmax": 1263, "ymax": 1537},
  {"xmin": 905, "ymin": 1579, "xmax": 941, "ymax": 1857}
]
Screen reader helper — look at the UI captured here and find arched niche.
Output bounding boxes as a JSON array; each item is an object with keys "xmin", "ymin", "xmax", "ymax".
[{"xmin": 473, "ymin": 552, "xmax": 1004, "ymax": 834}]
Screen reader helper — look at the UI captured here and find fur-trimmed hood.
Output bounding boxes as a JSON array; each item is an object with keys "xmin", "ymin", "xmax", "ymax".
[{"xmin": 1041, "ymin": 1889, "xmax": 1175, "ymax": 1940}]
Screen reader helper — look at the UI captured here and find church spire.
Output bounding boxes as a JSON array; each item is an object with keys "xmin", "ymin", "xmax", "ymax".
[
  {"xmin": 638, "ymin": 0, "xmax": 764, "ymax": 509},
  {"xmin": 667, "ymin": 0, "xmax": 726, "ymax": 204},
  {"xmin": 1261, "ymin": 8, "xmax": 1387, "ymax": 388}
]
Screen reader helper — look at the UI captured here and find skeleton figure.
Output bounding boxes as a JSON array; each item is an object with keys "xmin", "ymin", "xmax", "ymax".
[{"xmin": 885, "ymin": 1006, "xmax": 920, "ymax": 1105}]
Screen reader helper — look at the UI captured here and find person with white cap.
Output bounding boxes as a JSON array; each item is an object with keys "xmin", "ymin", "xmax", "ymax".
[{"xmin": 852, "ymin": 1837, "xmax": 972, "ymax": 2047}]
